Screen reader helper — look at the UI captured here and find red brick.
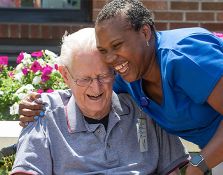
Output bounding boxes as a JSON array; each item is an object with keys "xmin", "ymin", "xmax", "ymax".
[
  {"xmin": 154, "ymin": 12, "xmax": 183, "ymax": 21},
  {"xmin": 93, "ymin": 9, "xmax": 101, "ymax": 22},
  {"xmin": 169, "ymin": 22, "xmax": 200, "ymax": 30},
  {"xmin": 41, "ymin": 25, "xmax": 52, "ymax": 39},
  {"xmin": 186, "ymin": 12, "xmax": 214, "ymax": 21},
  {"xmin": 20, "ymin": 24, "xmax": 29, "ymax": 38},
  {"xmin": 70, "ymin": 23, "xmax": 93, "ymax": 33},
  {"xmin": 59, "ymin": 26, "xmax": 70, "ymax": 37},
  {"xmin": 202, "ymin": 2, "xmax": 223, "ymax": 11},
  {"xmin": 155, "ymin": 22, "xmax": 168, "ymax": 30},
  {"xmin": 201, "ymin": 23, "xmax": 223, "ymax": 32},
  {"xmin": 70, "ymin": 25, "xmax": 81, "ymax": 33},
  {"xmin": 217, "ymin": 12, "xmax": 223, "ymax": 21},
  {"xmin": 30, "ymin": 24, "xmax": 40, "ymax": 39},
  {"xmin": 51, "ymin": 25, "xmax": 73, "ymax": 40},
  {"xmin": 171, "ymin": 2, "xmax": 198, "ymax": 10},
  {"xmin": 93, "ymin": 0, "xmax": 107, "ymax": 9},
  {"xmin": 51, "ymin": 26, "xmax": 62, "ymax": 39},
  {"xmin": 0, "ymin": 24, "xmax": 9, "ymax": 38},
  {"xmin": 143, "ymin": 1, "xmax": 168, "ymax": 11},
  {"xmin": 9, "ymin": 24, "xmax": 20, "ymax": 38}
]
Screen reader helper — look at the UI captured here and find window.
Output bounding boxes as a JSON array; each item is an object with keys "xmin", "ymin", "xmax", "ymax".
[
  {"xmin": 0, "ymin": 0, "xmax": 81, "ymax": 9},
  {"xmin": 0, "ymin": 0, "xmax": 92, "ymax": 23}
]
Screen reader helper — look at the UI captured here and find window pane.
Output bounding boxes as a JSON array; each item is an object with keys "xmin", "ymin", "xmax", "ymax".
[
  {"xmin": 42, "ymin": 0, "xmax": 81, "ymax": 9},
  {"xmin": 0, "ymin": 0, "xmax": 81, "ymax": 9}
]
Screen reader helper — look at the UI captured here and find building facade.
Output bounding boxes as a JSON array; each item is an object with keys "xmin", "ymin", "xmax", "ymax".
[{"xmin": 0, "ymin": 0, "xmax": 222, "ymax": 65}]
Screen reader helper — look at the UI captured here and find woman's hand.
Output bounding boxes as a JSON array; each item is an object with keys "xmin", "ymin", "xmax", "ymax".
[{"xmin": 19, "ymin": 92, "xmax": 44, "ymax": 127}]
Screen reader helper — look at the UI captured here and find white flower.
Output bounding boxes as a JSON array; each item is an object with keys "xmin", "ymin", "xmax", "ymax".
[
  {"xmin": 23, "ymin": 52, "xmax": 31, "ymax": 59},
  {"xmin": 10, "ymin": 103, "xmax": 19, "ymax": 115},
  {"xmin": 14, "ymin": 72, "xmax": 24, "ymax": 82},
  {"xmin": 15, "ymin": 63, "xmax": 24, "ymax": 72},
  {"xmin": 45, "ymin": 49, "xmax": 57, "ymax": 58},
  {"xmin": 37, "ymin": 58, "xmax": 46, "ymax": 67},
  {"xmin": 22, "ymin": 57, "xmax": 32, "ymax": 66},
  {"xmin": 16, "ymin": 84, "xmax": 34, "ymax": 94},
  {"xmin": 24, "ymin": 84, "xmax": 35, "ymax": 92},
  {"xmin": 0, "ymin": 90, "xmax": 4, "ymax": 95},
  {"xmin": 32, "ymin": 76, "xmax": 41, "ymax": 85},
  {"xmin": 17, "ymin": 93, "xmax": 27, "ymax": 100}
]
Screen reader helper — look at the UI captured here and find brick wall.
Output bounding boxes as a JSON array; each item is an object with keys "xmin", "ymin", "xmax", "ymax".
[
  {"xmin": 93, "ymin": 0, "xmax": 223, "ymax": 32},
  {"xmin": 0, "ymin": 23, "xmax": 93, "ymax": 40},
  {"xmin": 0, "ymin": 1, "xmax": 222, "ymax": 42}
]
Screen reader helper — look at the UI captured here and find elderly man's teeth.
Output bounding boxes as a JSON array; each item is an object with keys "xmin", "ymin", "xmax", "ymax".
[
  {"xmin": 88, "ymin": 94, "xmax": 103, "ymax": 100},
  {"xmin": 115, "ymin": 62, "xmax": 128, "ymax": 71}
]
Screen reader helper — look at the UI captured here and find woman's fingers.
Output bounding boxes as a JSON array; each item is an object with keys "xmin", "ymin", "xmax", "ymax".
[{"xmin": 18, "ymin": 92, "xmax": 45, "ymax": 127}]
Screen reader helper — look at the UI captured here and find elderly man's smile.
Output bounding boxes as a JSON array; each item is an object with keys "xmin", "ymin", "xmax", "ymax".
[{"xmin": 87, "ymin": 93, "xmax": 103, "ymax": 100}]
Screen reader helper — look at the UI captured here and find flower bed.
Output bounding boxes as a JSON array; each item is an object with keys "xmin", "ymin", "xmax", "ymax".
[{"xmin": 0, "ymin": 50, "xmax": 67, "ymax": 120}]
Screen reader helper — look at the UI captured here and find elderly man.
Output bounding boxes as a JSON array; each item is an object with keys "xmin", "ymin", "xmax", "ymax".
[{"xmin": 11, "ymin": 28, "xmax": 189, "ymax": 175}]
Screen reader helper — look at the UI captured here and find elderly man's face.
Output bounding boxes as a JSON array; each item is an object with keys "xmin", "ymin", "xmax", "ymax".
[{"xmin": 65, "ymin": 50, "xmax": 114, "ymax": 119}]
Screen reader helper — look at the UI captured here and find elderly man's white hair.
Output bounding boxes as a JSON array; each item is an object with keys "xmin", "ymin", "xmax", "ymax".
[{"xmin": 59, "ymin": 28, "xmax": 96, "ymax": 67}]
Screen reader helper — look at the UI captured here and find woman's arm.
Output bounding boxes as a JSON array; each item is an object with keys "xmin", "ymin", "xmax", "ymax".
[{"xmin": 186, "ymin": 76, "xmax": 223, "ymax": 174}]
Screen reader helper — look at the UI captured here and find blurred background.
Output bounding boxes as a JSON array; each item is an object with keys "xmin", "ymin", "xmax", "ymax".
[{"xmin": 0, "ymin": 0, "xmax": 222, "ymax": 65}]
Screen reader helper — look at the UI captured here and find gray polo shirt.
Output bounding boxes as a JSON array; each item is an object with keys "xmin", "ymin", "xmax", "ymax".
[{"xmin": 11, "ymin": 90, "xmax": 189, "ymax": 175}]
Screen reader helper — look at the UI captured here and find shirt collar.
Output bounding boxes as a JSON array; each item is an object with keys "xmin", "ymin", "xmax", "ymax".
[{"xmin": 66, "ymin": 92, "xmax": 130, "ymax": 133}]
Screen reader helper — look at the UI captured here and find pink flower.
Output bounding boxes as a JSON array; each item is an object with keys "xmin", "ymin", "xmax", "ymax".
[
  {"xmin": 0, "ymin": 56, "xmax": 8, "ymax": 65},
  {"xmin": 41, "ymin": 74, "xmax": 50, "ymax": 82},
  {"xmin": 54, "ymin": 64, "xmax": 58, "ymax": 70},
  {"xmin": 16, "ymin": 52, "xmax": 24, "ymax": 64},
  {"xmin": 42, "ymin": 65, "xmax": 53, "ymax": 76},
  {"xmin": 8, "ymin": 71, "xmax": 14, "ymax": 78},
  {"xmin": 41, "ymin": 65, "xmax": 53, "ymax": 82},
  {"xmin": 46, "ymin": 89, "xmax": 54, "ymax": 93},
  {"xmin": 37, "ymin": 89, "xmax": 44, "ymax": 94},
  {"xmin": 31, "ymin": 51, "xmax": 43, "ymax": 58},
  {"xmin": 31, "ymin": 60, "xmax": 42, "ymax": 73},
  {"xmin": 22, "ymin": 68, "xmax": 29, "ymax": 75},
  {"xmin": 213, "ymin": 32, "xmax": 223, "ymax": 38}
]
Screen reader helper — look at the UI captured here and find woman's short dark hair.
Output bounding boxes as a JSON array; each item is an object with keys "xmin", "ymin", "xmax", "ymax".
[{"xmin": 96, "ymin": 0, "xmax": 155, "ymax": 32}]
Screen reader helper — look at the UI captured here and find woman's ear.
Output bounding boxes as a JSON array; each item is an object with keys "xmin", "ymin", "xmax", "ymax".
[{"xmin": 141, "ymin": 24, "xmax": 152, "ymax": 41}]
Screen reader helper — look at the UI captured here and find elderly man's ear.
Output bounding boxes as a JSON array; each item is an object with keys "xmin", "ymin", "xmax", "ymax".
[{"xmin": 58, "ymin": 65, "xmax": 70, "ymax": 85}]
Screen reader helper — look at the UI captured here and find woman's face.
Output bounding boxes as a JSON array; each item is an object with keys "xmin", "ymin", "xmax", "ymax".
[{"xmin": 95, "ymin": 15, "xmax": 151, "ymax": 82}]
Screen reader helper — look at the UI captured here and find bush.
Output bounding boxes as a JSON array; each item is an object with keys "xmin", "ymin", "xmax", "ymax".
[{"xmin": 0, "ymin": 50, "xmax": 68, "ymax": 120}]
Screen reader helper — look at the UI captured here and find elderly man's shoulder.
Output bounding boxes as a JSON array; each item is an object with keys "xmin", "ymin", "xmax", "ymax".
[
  {"xmin": 21, "ymin": 90, "xmax": 71, "ymax": 134},
  {"xmin": 112, "ymin": 92, "xmax": 136, "ymax": 106},
  {"xmin": 116, "ymin": 93, "xmax": 139, "ymax": 107},
  {"xmin": 41, "ymin": 89, "xmax": 72, "ymax": 109}
]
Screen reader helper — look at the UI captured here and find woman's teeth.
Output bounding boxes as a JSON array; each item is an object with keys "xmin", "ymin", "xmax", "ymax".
[{"xmin": 115, "ymin": 62, "xmax": 128, "ymax": 73}]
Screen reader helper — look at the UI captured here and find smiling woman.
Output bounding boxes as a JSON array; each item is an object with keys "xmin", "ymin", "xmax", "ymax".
[{"xmin": 94, "ymin": 1, "xmax": 223, "ymax": 174}]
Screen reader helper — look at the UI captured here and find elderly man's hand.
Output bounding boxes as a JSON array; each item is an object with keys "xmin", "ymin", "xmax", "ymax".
[{"xmin": 19, "ymin": 92, "xmax": 44, "ymax": 127}]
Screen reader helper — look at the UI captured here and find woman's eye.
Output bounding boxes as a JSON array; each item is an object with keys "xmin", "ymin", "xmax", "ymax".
[
  {"xmin": 98, "ymin": 49, "xmax": 107, "ymax": 54},
  {"xmin": 113, "ymin": 43, "xmax": 121, "ymax": 49}
]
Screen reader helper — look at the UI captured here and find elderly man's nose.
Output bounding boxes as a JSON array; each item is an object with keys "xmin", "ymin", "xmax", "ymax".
[
  {"xmin": 89, "ymin": 78, "xmax": 102, "ymax": 87},
  {"xmin": 89, "ymin": 79, "xmax": 102, "ymax": 93}
]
